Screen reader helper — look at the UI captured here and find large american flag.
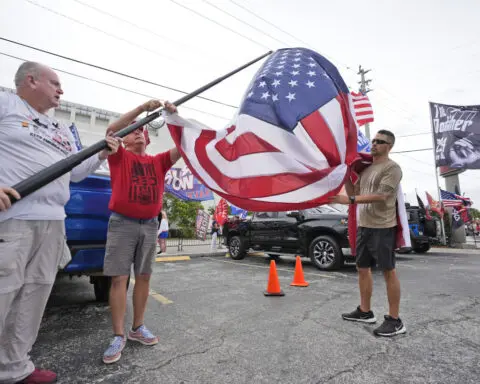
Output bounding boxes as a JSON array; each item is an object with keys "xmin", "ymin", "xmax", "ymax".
[
  {"xmin": 350, "ymin": 91, "xmax": 374, "ymax": 126},
  {"xmin": 166, "ymin": 48, "xmax": 357, "ymax": 211}
]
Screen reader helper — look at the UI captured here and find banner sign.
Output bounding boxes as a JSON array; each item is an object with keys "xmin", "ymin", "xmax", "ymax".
[
  {"xmin": 430, "ymin": 102, "xmax": 480, "ymax": 169},
  {"xmin": 165, "ymin": 166, "xmax": 214, "ymax": 201},
  {"xmin": 195, "ymin": 209, "xmax": 210, "ymax": 240},
  {"xmin": 357, "ymin": 129, "xmax": 371, "ymax": 153}
]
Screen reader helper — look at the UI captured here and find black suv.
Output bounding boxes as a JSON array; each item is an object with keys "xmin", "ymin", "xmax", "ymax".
[{"xmin": 223, "ymin": 206, "xmax": 350, "ymax": 271}]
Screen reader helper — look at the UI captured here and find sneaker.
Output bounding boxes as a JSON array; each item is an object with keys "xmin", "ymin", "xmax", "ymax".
[
  {"xmin": 342, "ymin": 306, "xmax": 377, "ymax": 323},
  {"xmin": 103, "ymin": 335, "xmax": 126, "ymax": 364},
  {"xmin": 128, "ymin": 325, "xmax": 158, "ymax": 346},
  {"xmin": 373, "ymin": 315, "xmax": 406, "ymax": 337},
  {"xmin": 16, "ymin": 368, "xmax": 57, "ymax": 383}
]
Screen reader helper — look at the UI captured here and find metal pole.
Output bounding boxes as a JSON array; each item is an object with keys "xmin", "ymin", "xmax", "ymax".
[
  {"xmin": 358, "ymin": 65, "xmax": 372, "ymax": 139},
  {"xmin": 9, "ymin": 51, "xmax": 273, "ymax": 204},
  {"xmin": 429, "ymin": 102, "xmax": 447, "ymax": 245}
]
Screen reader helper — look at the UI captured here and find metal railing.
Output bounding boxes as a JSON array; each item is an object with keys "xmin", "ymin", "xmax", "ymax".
[{"xmin": 165, "ymin": 235, "xmax": 225, "ymax": 252}]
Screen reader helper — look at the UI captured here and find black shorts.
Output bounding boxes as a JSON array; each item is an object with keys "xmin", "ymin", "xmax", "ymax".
[{"xmin": 356, "ymin": 227, "xmax": 397, "ymax": 270}]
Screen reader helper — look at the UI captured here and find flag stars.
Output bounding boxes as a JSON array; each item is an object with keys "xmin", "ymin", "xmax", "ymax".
[
  {"xmin": 293, "ymin": 58, "xmax": 301, "ymax": 62},
  {"xmin": 258, "ymin": 81, "xmax": 267, "ymax": 88},
  {"xmin": 286, "ymin": 92, "xmax": 296, "ymax": 102},
  {"xmin": 276, "ymin": 65, "xmax": 285, "ymax": 69},
  {"xmin": 293, "ymin": 63, "xmax": 300, "ymax": 68},
  {"xmin": 291, "ymin": 70, "xmax": 300, "ymax": 76},
  {"xmin": 272, "ymin": 94, "xmax": 279, "ymax": 102},
  {"xmin": 271, "ymin": 79, "xmax": 281, "ymax": 87},
  {"xmin": 247, "ymin": 91, "xmax": 254, "ymax": 98},
  {"xmin": 288, "ymin": 79, "xmax": 298, "ymax": 87},
  {"xmin": 307, "ymin": 71, "xmax": 316, "ymax": 76},
  {"xmin": 308, "ymin": 62, "xmax": 316, "ymax": 68},
  {"xmin": 306, "ymin": 80, "xmax": 315, "ymax": 88},
  {"xmin": 261, "ymin": 91, "xmax": 271, "ymax": 100},
  {"xmin": 295, "ymin": 52, "xmax": 302, "ymax": 56},
  {"xmin": 275, "ymin": 71, "xmax": 283, "ymax": 76}
]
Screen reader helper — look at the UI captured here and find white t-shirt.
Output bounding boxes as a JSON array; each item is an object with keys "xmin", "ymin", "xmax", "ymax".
[
  {"xmin": 158, "ymin": 219, "xmax": 169, "ymax": 234},
  {"xmin": 0, "ymin": 92, "xmax": 104, "ymax": 221}
]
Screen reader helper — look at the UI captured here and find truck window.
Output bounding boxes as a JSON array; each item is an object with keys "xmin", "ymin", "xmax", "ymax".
[{"xmin": 255, "ymin": 212, "xmax": 278, "ymax": 219}]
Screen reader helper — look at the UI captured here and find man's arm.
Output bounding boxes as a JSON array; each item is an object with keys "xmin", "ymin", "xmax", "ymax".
[
  {"xmin": 169, "ymin": 147, "xmax": 181, "ymax": 165},
  {"xmin": 107, "ymin": 100, "xmax": 178, "ymax": 135},
  {"xmin": 107, "ymin": 100, "xmax": 162, "ymax": 135},
  {"xmin": 330, "ymin": 165, "xmax": 402, "ymax": 205}
]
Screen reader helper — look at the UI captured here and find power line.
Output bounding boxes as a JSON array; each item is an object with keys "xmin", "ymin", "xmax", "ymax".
[
  {"xmin": 0, "ymin": 51, "xmax": 231, "ymax": 121},
  {"xmin": 227, "ymin": 0, "xmax": 353, "ymax": 70},
  {"xmin": 200, "ymin": 0, "xmax": 289, "ymax": 47},
  {"xmin": 391, "ymin": 148, "xmax": 433, "ymax": 154},
  {"xmin": 0, "ymin": 37, "xmax": 238, "ymax": 109},
  {"xmin": 70, "ymin": 0, "xmax": 234, "ymax": 66},
  {"xmin": 166, "ymin": 0, "xmax": 271, "ymax": 50},
  {"xmin": 25, "ymin": 0, "xmax": 182, "ymax": 66},
  {"xmin": 397, "ymin": 131, "xmax": 431, "ymax": 138}
]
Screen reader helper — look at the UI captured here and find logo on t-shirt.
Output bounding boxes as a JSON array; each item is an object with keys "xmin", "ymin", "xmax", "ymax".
[{"xmin": 129, "ymin": 161, "xmax": 159, "ymax": 204}]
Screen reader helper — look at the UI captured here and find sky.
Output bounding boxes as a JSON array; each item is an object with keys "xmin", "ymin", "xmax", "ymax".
[{"xmin": 1, "ymin": 0, "xmax": 479, "ymax": 206}]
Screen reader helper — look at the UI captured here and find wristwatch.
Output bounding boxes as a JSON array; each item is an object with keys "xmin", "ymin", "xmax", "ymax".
[{"xmin": 349, "ymin": 195, "xmax": 356, "ymax": 204}]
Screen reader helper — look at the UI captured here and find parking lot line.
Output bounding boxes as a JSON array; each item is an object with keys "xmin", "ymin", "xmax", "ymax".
[
  {"xmin": 155, "ymin": 256, "xmax": 191, "ymax": 262},
  {"xmin": 129, "ymin": 278, "xmax": 173, "ymax": 305},
  {"xmin": 205, "ymin": 257, "xmax": 341, "ymax": 279}
]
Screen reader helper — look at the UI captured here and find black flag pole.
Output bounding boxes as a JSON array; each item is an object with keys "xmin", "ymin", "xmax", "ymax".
[{"xmin": 9, "ymin": 50, "xmax": 273, "ymax": 204}]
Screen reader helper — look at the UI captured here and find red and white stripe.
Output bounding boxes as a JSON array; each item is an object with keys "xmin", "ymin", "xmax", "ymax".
[
  {"xmin": 350, "ymin": 91, "xmax": 374, "ymax": 126},
  {"xmin": 165, "ymin": 94, "xmax": 357, "ymax": 211}
]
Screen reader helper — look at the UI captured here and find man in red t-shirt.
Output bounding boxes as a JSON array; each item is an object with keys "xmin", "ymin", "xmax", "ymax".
[{"xmin": 102, "ymin": 99, "xmax": 181, "ymax": 364}]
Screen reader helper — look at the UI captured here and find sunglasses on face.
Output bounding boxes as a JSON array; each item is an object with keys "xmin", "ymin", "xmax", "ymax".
[{"xmin": 372, "ymin": 139, "xmax": 391, "ymax": 145}]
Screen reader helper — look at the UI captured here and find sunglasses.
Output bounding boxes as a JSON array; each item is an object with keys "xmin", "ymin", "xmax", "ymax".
[{"xmin": 372, "ymin": 139, "xmax": 391, "ymax": 145}]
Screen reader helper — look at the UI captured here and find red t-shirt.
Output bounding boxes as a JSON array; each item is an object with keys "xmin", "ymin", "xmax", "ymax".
[{"xmin": 108, "ymin": 146, "xmax": 173, "ymax": 219}]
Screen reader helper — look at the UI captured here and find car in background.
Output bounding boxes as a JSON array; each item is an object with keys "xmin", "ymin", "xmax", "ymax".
[{"xmin": 223, "ymin": 206, "xmax": 350, "ymax": 271}]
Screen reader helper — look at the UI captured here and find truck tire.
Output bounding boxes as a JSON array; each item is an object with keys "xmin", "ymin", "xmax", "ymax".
[
  {"xmin": 229, "ymin": 235, "xmax": 246, "ymax": 260},
  {"xmin": 413, "ymin": 244, "xmax": 430, "ymax": 254},
  {"xmin": 92, "ymin": 276, "xmax": 130, "ymax": 302},
  {"xmin": 309, "ymin": 235, "xmax": 344, "ymax": 271}
]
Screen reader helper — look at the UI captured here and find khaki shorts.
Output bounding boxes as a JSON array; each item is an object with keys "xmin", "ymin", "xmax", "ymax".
[{"xmin": 103, "ymin": 213, "xmax": 158, "ymax": 276}]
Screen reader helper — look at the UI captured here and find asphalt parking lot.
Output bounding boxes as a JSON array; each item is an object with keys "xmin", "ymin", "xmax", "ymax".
[{"xmin": 32, "ymin": 249, "xmax": 480, "ymax": 384}]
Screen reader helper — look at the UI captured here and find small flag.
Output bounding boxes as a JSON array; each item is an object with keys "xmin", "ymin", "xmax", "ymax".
[{"xmin": 350, "ymin": 91, "xmax": 374, "ymax": 126}]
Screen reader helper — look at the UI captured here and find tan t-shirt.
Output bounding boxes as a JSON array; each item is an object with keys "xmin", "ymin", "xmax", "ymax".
[{"xmin": 357, "ymin": 159, "xmax": 402, "ymax": 228}]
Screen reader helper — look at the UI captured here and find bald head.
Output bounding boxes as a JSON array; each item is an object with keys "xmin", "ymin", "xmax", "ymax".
[{"xmin": 15, "ymin": 61, "xmax": 63, "ymax": 114}]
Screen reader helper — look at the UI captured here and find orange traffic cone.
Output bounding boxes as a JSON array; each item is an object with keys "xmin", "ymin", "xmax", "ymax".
[
  {"xmin": 264, "ymin": 260, "xmax": 285, "ymax": 296},
  {"xmin": 290, "ymin": 256, "xmax": 309, "ymax": 287}
]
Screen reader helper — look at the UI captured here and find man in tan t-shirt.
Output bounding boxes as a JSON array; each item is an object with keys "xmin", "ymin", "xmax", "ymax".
[{"xmin": 330, "ymin": 129, "xmax": 406, "ymax": 337}]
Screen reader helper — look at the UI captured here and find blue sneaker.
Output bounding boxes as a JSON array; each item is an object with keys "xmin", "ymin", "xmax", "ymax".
[
  {"xmin": 103, "ymin": 335, "xmax": 126, "ymax": 364},
  {"xmin": 128, "ymin": 325, "xmax": 158, "ymax": 346}
]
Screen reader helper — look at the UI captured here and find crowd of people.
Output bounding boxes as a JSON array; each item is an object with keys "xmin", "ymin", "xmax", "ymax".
[{"xmin": 0, "ymin": 61, "xmax": 406, "ymax": 383}]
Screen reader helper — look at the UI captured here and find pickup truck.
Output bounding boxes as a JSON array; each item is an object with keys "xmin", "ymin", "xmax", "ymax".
[
  {"xmin": 62, "ymin": 172, "xmax": 122, "ymax": 302},
  {"xmin": 223, "ymin": 206, "xmax": 350, "ymax": 271},
  {"xmin": 405, "ymin": 203, "xmax": 441, "ymax": 253}
]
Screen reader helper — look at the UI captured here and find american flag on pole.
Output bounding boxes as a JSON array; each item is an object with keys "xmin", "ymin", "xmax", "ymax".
[
  {"xmin": 440, "ymin": 189, "xmax": 471, "ymax": 207},
  {"xmin": 166, "ymin": 48, "xmax": 358, "ymax": 211},
  {"xmin": 350, "ymin": 91, "xmax": 374, "ymax": 126}
]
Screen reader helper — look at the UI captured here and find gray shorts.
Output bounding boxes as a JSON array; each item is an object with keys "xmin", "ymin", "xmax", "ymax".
[
  {"xmin": 103, "ymin": 213, "xmax": 158, "ymax": 276},
  {"xmin": 356, "ymin": 227, "xmax": 397, "ymax": 270}
]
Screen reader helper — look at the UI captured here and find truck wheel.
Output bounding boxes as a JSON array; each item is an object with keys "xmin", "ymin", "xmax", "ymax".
[
  {"xmin": 309, "ymin": 235, "xmax": 343, "ymax": 271},
  {"xmin": 229, "ymin": 236, "xmax": 246, "ymax": 260},
  {"xmin": 92, "ymin": 276, "xmax": 130, "ymax": 302},
  {"xmin": 414, "ymin": 244, "xmax": 430, "ymax": 254}
]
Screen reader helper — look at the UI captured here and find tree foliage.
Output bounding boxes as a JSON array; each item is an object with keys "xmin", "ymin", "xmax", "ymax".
[
  {"xmin": 163, "ymin": 194, "xmax": 203, "ymax": 238},
  {"xmin": 470, "ymin": 208, "xmax": 480, "ymax": 220}
]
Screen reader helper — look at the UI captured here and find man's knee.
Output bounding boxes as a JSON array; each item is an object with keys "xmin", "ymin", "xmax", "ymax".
[
  {"xmin": 134, "ymin": 274, "xmax": 151, "ymax": 283},
  {"xmin": 357, "ymin": 267, "xmax": 371, "ymax": 275},
  {"xmin": 383, "ymin": 268, "xmax": 397, "ymax": 280},
  {"xmin": 111, "ymin": 275, "xmax": 129, "ymax": 289}
]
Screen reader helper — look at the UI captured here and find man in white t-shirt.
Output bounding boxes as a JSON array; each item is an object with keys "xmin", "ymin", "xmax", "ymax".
[{"xmin": 0, "ymin": 62, "xmax": 120, "ymax": 384}]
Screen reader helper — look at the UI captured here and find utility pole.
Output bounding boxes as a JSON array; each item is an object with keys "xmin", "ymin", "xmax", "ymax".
[{"xmin": 358, "ymin": 65, "xmax": 373, "ymax": 139}]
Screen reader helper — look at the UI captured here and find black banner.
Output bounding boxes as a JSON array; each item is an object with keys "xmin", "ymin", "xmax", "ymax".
[
  {"xmin": 451, "ymin": 207, "xmax": 464, "ymax": 231},
  {"xmin": 430, "ymin": 102, "xmax": 480, "ymax": 169}
]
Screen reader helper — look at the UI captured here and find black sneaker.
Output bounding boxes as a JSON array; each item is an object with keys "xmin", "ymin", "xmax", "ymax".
[
  {"xmin": 373, "ymin": 315, "xmax": 406, "ymax": 337},
  {"xmin": 342, "ymin": 306, "xmax": 377, "ymax": 323}
]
